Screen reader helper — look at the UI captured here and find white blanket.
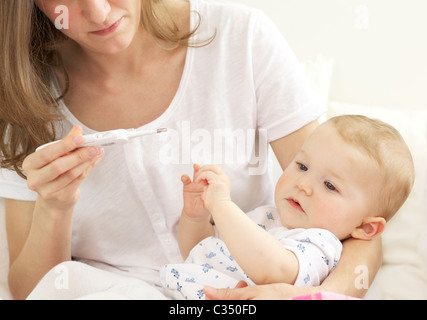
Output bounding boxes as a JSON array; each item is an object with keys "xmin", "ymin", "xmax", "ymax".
[{"xmin": 27, "ymin": 261, "xmax": 168, "ymax": 300}]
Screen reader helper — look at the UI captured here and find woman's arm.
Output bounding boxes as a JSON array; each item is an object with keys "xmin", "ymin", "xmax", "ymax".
[
  {"xmin": 321, "ymin": 236, "xmax": 382, "ymax": 297},
  {"xmin": 6, "ymin": 126, "xmax": 104, "ymax": 299},
  {"xmin": 270, "ymin": 120, "xmax": 319, "ymax": 170},
  {"xmin": 6, "ymin": 199, "xmax": 73, "ymax": 300}
]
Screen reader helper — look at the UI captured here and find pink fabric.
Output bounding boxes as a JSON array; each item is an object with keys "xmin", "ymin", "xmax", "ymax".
[{"xmin": 292, "ymin": 292, "xmax": 361, "ymax": 300}]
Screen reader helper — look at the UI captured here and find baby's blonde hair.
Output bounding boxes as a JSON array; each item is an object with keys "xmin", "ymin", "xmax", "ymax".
[{"xmin": 328, "ymin": 115, "xmax": 415, "ymax": 221}]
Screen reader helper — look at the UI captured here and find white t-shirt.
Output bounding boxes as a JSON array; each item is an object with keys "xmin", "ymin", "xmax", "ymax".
[{"xmin": 0, "ymin": 0, "xmax": 325, "ymax": 287}]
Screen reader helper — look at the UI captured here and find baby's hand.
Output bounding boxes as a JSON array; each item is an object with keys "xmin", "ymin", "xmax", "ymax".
[
  {"xmin": 195, "ymin": 165, "xmax": 231, "ymax": 212},
  {"xmin": 182, "ymin": 164, "xmax": 210, "ymax": 220}
]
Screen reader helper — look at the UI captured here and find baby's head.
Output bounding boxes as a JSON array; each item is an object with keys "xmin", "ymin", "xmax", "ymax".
[{"xmin": 275, "ymin": 115, "xmax": 415, "ymax": 240}]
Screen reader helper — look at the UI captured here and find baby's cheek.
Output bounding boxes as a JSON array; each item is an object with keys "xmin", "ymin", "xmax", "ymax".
[
  {"xmin": 275, "ymin": 172, "xmax": 291, "ymax": 195},
  {"xmin": 312, "ymin": 199, "xmax": 338, "ymax": 228}
]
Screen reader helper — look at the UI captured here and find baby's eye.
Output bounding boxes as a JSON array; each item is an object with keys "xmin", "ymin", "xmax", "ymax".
[
  {"xmin": 297, "ymin": 163, "xmax": 308, "ymax": 171},
  {"xmin": 325, "ymin": 181, "xmax": 337, "ymax": 191}
]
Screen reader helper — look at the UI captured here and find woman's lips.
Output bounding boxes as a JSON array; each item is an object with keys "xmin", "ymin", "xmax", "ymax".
[
  {"xmin": 91, "ymin": 18, "xmax": 123, "ymax": 36},
  {"xmin": 286, "ymin": 198, "xmax": 305, "ymax": 213}
]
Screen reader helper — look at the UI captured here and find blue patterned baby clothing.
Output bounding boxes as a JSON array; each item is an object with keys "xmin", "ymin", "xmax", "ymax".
[
  {"xmin": 160, "ymin": 206, "xmax": 342, "ymax": 299},
  {"xmin": 160, "ymin": 236, "xmax": 253, "ymax": 300}
]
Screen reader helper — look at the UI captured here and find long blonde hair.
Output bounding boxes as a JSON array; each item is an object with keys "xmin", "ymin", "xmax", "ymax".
[{"xmin": 0, "ymin": 0, "xmax": 210, "ymax": 178}]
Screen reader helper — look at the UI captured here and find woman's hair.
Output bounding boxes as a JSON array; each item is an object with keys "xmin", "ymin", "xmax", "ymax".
[
  {"xmin": 0, "ymin": 1, "xmax": 61, "ymax": 178},
  {"xmin": 0, "ymin": 0, "xmax": 211, "ymax": 178}
]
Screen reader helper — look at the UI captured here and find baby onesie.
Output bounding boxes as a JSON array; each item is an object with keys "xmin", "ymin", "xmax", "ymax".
[{"xmin": 160, "ymin": 206, "xmax": 342, "ymax": 300}]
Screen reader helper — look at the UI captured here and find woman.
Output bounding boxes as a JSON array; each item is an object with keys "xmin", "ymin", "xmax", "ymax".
[{"xmin": 0, "ymin": 0, "xmax": 381, "ymax": 299}]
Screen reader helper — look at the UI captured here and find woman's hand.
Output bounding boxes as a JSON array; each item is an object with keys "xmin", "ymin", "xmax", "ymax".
[
  {"xmin": 204, "ymin": 282, "xmax": 319, "ymax": 300},
  {"xmin": 22, "ymin": 125, "xmax": 104, "ymax": 216}
]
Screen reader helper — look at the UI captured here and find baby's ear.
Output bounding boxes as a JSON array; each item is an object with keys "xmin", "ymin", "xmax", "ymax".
[{"xmin": 351, "ymin": 217, "xmax": 386, "ymax": 240}]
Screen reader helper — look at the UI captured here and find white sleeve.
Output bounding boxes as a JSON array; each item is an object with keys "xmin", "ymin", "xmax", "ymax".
[
  {"xmin": 0, "ymin": 168, "xmax": 37, "ymax": 201},
  {"xmin": 250, "ymin": 9, "xmax": 326, "ymax": 142},
  {"xmin": 270, "ymin": 228, "xmax": 342, "ymax": 287}
]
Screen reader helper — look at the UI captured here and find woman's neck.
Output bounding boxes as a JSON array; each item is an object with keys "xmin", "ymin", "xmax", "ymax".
[{"xmin": 59, "ymin": 26, "xmax": 160, "ymax": 79}]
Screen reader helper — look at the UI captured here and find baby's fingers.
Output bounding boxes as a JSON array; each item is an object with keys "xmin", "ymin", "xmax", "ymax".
[
  {"xmin": 182, "ymin": 164, "xmax": 202, "ymax": 186},
  {"xmin": 192, "ymin": 163, "xmax": 201, "ymax": 177},
  {"xmin": 195, "ymin": 170, "xmax": 217, "ymax": 184},
  {"xmin": 181, "ymin": 174, "xmax": 192, "ymax": 186}
]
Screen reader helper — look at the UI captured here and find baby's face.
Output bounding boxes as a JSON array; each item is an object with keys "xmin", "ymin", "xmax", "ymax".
[{"xmin": 275, "ymin": 122, "xmax": 382, "ymax": 240}]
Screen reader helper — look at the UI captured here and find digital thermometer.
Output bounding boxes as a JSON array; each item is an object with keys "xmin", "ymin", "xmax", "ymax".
[{"xmin": 36, "ymin": 128, "xmax": 168, "ymax": 151}]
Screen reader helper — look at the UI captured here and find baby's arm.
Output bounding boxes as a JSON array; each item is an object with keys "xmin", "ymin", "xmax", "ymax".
[
  {"xmin": 197, "ymin": 166, "xmax": 299, "ymax": 285},
  {"xmin": 178, "ymin": 165, "xmax": 215, "ymax": 259}
]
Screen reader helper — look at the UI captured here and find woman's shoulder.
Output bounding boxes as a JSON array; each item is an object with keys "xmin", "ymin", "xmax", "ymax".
[
  {"xmin": 194, "ymin": 0, "xmax": 268, "ymax": 31},
  {"xmin": 0, "ymin": 168, "xmax": 37, "ymax": 201},
  {"xmin": 168, "ymin": 0, "xmax": 263, "ymax": 46}
]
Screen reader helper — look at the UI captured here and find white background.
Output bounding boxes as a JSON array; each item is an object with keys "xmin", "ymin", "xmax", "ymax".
[{"xmin": 229, "ymin": 0, "xmax": 427, "ymax": 110}]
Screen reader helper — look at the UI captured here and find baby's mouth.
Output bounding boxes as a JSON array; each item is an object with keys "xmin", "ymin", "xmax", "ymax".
[{"xmin": 286, "ymin": 198, "xmax": 305, "ymax": 213}]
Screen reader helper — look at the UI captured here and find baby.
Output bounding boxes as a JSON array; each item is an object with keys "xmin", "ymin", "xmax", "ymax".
[{"xmin": 160, "ymin": 115, "xmax": 415, "ymax": 300}]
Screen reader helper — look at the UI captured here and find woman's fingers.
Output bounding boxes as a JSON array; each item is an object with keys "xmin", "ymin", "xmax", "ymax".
[
  {"xmin": 42, "ymin": 146, "xmax": 102, "ymax": 183},
  {"xmin": 37, "ymin": 150, "xmax": 104, "ymax": 199},
  {"xmin": 20, "ymin": 125, "xmax": 106, "ymax": 214},
  {"xmin": 23, "ymin": 126, "xmax": 105, "ymax": 204},
  {"xmin": 24, "ymin": 125, "xmax": 85, "ymax": 171},
  {"xmin": 26, "ymin": 146, "xmax": 103, "ymax": 192}
]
